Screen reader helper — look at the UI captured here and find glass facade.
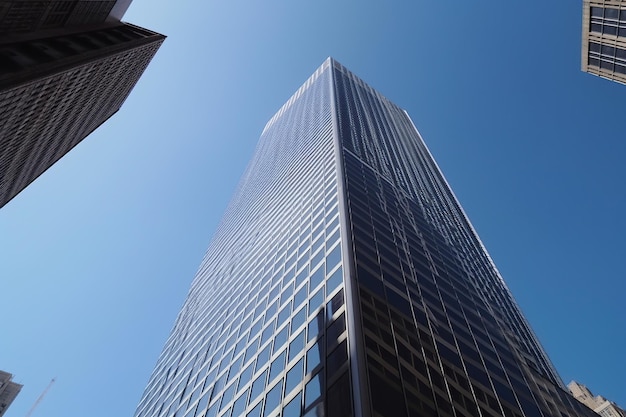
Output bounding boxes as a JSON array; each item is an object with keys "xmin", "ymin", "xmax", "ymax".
[
  {"xmin": 582, "ymin": 1, "xmax": 626, "ymax": 85},
  {"xmin": 134, "ymin": 59, "xmax": 598, "ymax": 417}
]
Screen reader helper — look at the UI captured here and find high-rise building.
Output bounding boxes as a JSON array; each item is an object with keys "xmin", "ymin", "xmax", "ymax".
[
  {"xmin": 134, "ymin": 58, "xmax": 598, "ymax": 417},
  {"xmin": 569, "ymin": 381, "xmax": 626, "ymax": 417},
  {"xmin": 581, "ymin": 0, "xmax": 626, "ymax": 85},
  {"xmin": 0, "ymin": 370, "xmax": 22, "ymax": 417},
  {"xmin": 0, "ymin": 0, "xmax": 164, "ymax": 208}
]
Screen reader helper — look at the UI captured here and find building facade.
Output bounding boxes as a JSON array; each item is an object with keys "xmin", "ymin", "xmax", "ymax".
[
  {"xmin": 0, "ymin": 0, "xmax": 164, "ymax": 208},
  {"xmin": 134, "ymin": 59, "xmax": 598, "ymax": 417},
  {"xmin": 569, "ymin": 381, "xmax": 626, "ymax": 417},
  {"xmin": 0, "ymin": 370, "xmax": 22, "ymax": 417},
  {"xmin": 581, "ymin": 0, "xmax": 626, "ymax": 85}
]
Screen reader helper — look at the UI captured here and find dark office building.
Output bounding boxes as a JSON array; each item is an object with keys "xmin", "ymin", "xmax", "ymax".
[
  {"xmin": 0, "ymin": 370, "xmax": 22, "ymax": 417},
  {"xmin": 0, "ymin": 0, "xmax": 164, "ymax": 208},
  {"xmin": 134, "ymin": 59, "xmax": 597, "ymax": 417},
  {"xmin": 581, "ymin": 0, "xmax": 626, "ymax": 85}
]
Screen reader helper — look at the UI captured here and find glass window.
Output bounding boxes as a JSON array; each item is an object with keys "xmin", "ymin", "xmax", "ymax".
[
  {"xmin": 283, "ymin": 393, "xmax": 302, "ymax": 417},
  {"xmin": 591, "ymin": 6, "xmax": 603, "ymax": 17},
  {"xmin": 206, "ymin": 402, "xmax": 219, "ymax": 417},
  {"xmin": 601, "ymin": 44, "xmax": 615, "ymax": 56},
  {"xmin": 238, "ymin": 363, "xmax": 255, "ymax": 391},
  {"xmin": 589, "ymin": 57, "xmax": 600, "ymax": 67},
  {"xmin": 269, "ymin": 351, "xmax": 286, "ymax": 382},
  {"xmin": 604, "ymin": 24, "xmax": 618, "ymax": 36},
  {"xmin": 326, "ymin": 267, "xmax": 343, "ymax": 296},
  {"xmin": 246, "ymin": 402, "xmax": 262, "ymax": 417},
  {"xmin": 304, "ymin": 373, "xmax": 322, "ymax": 408},
  {"xmin": 277, "ymin": 302, "xmax": 293, "ymax": 328},
  {"xmin": 308, "ymin": 288, "xmax": 324, "ymax": 315},
  {"xmin": 326, "ymin": 372, "xmax": 351, "ymax": 417},
  {"xmin": 250, "ymin": 370, "xmax": 267, "ymax": 403},
  {"xmin": 291, "ymin": 307, "xmax": 307, "ymax": 334},
  {"xmin": 306, "ymin": 339, "xmax": 323, "ymax": 374},
  {"xmin": 327, "ymin": 340, "xmax": 348, "ymax": 378},
  {"xmin": 310, "ymin": 266, "xmax": 325, "ymax": 291},
  {"xmin": 307, "ymin": 311, "xmax": 324, "ymax": 342},
  {"xmin": 231, "ymin": 389, "xmax": 249, "ymax": 417},
  {"xmin": 219, "ymin": 382, "xmax": 237, "ymax": 410},
  {"xmin": 256, "ymin": 345, "xmax": 271, "ymax": 373},
  {"xmin": 296, "ymin": 268, "xmax": 308, "ymax": 288},
  {"xmin": 266, "ymin": 300, "xmax": 278, "ymax": 320},
  {"xmin": 280, "ymin": 283, "xmax": 294, "ymax": 306},
  {"xmin": 600, "ymin": 59, "xmax": 614, "ymax": 71},
  {"xmin": 261, "ymin": 320, "xmax": 275, "ymax": 346},
  {"xmin": 264, "ymin": 379, "xmax": 284, "ymax": 417},
  {"xmin": 285, "ymin": 358, "xmax": 304, "ymax": 395},
  {"xmin": 589, "ymin": 42, "xmax": 601, "ymax": 53},
  {"xmin": 326, "ymin": 314, "xmax": 346, "ymax": 349},
  {"xmin": 605, "ymin": 7, "xmax": 619, "ymax": 20},
  {"xmin": 288, "ymin": 330, "xmax": 306, "ymax": 362},
  {"xmin": 326, "ymin": 245, "xmax": 342, "ymax": 270},
  {"xmin": 311, "ymin": 249, "xmax": 325, "ymax": 269},
  {"xmin": 326, "ymin": 288, "xmax": 344, "ymax": 319},
  {"xmin": 273, "ymin": 325, "xmax": 289, "ymax": 354},
  {"xmin": 294, "ymin": 286, "xmax": 307, "ymax": 309}
]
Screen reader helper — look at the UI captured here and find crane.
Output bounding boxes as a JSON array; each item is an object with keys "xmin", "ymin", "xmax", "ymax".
[{"xmin": 25, "ymin": 378, "xmax": 55, "ymax": 417}]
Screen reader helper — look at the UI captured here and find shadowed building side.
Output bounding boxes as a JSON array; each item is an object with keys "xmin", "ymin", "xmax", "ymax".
[
  {"xmin": 0, "ymin": 23, "xmax": 164, "ymax": 208},
  {"xmin": 0, "ymin": 0, "xmax": 164, "ymax": 208},
  {"xmin": 0, "ymin": 370, "xmax": 22, "ymax": 417}
]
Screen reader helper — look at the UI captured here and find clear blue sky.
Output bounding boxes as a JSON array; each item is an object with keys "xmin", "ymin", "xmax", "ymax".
[{"xmin": 1, "ymin": 1, "xmax": 625, "ymax": 416}]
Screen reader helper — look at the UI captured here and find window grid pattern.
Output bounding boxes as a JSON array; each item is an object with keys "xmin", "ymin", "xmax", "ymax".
[
  {"xmin": 589, "ymin": 6, "xmax": 626, "ymax": 37},
  {"xmin": 331, "ymin": 61, "xmax": 597, "ymax": 417},
  {"xmin": 136, "ymin": 58, "xmax": 598, "ymax": 417},
  {"xmin": 0, "ymin": 24, "xmax": 164, "ymax": 208},
  {"xmin": 588, "ymin": 41, "xmax": 626, "ymax": 74},
  {"xmin": 582, "ymin": 1, "xmax": 626, "ymax": 85},
  {"xmin": 135, "ymin": 61, "xmax": 353, "ymax": 417},
  {"xmin": 0, "ymin": 1, "xmax": 116, "ymax": 33}
]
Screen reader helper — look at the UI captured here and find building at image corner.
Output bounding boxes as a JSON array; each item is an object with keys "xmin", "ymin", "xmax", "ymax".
[
  {"xmin": 581, "ymin": 0, "xmax": 626, "ymax": 85},
  {"xmin": 0, "ymin": 370, "xmax": 22, "ymax": 417},
  {"xmin": 0, "ymin": 0, "xmax": 165, "ymax": 209},
  {"xmin": 569, "ymin": 381, "xmax": 626, "ymax": 417},
  {"xmin": 134, "ymin": 58, "xmax": 599, "ymax": 417}
]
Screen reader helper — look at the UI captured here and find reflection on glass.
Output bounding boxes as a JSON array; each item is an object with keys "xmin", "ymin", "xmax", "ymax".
[
  {"xmin": 285, "ymin": 358, "xmax": 304, "ymax": 395},
  {"xmin": 304, "ymin": 373, "xmax": 322, "ymax": 408},
  {"xmin": 283, "ymin": 392, "xmax": 302, "ymax": 417},
  {"xmin": 306, "ymin": 339, "xmax": 322, "ymax": 374},
  {"xmin": 263, "ymin": 379, "xmax": 284, "ymax": 417}
]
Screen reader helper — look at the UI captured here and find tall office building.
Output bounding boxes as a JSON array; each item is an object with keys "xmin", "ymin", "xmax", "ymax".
[
  {"xmin": 581, "ymin": 0, "xmax": 626, "ymax": 85},
  {"xmin": 134, "ymin": 59, "xmax": 598, "ymax": 417},
  {"xmin": 569, "ymin": 381, "xmax": 626, "ymax": 417},
  {"xmin": 0, "ymin": 0, "xmax": 164, "ymax": 208},
  {"xmin": 0, "ymin": 370, "xmax": 22, "ymax": 417}
]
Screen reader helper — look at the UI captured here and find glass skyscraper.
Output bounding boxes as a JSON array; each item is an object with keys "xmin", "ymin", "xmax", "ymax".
[{"xmin": 134, "ymin": 58, "xmax": 597, "ymax": 417}]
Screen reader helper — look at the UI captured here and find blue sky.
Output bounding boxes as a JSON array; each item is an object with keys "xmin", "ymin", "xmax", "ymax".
[{"xmin": 1, "ymin": 1, "xmax": 625, "ymax": 416}]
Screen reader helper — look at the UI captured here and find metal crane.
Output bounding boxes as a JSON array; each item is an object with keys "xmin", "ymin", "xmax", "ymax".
[{"xmin": 25, "ymin": 378, "xmax": 55, "ymax": 417}]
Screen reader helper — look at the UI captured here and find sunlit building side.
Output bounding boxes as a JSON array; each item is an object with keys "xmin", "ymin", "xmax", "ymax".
[{"xmin": 134, "ymin": 58, "xmax": 598, "ymax": 417}]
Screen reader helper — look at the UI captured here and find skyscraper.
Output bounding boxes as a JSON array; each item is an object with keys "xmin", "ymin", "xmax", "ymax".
[
  {"xmin": 581, "ymin": 0, "xmax": 626, "ymax": 85},
  {"xmin": 0, "ymin": 0, "xmax": 164, "ymax": 208},
  {"xmin": 569, "ymin": 381, "xmax": 626, "ymax": 417},
  {"xmin": 0, "ymin": 370, "xmax": 22, "ymax": 417},
  {"xmin": 134, "ymin": 59, "xmax": 598, "ymax": 417}
]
